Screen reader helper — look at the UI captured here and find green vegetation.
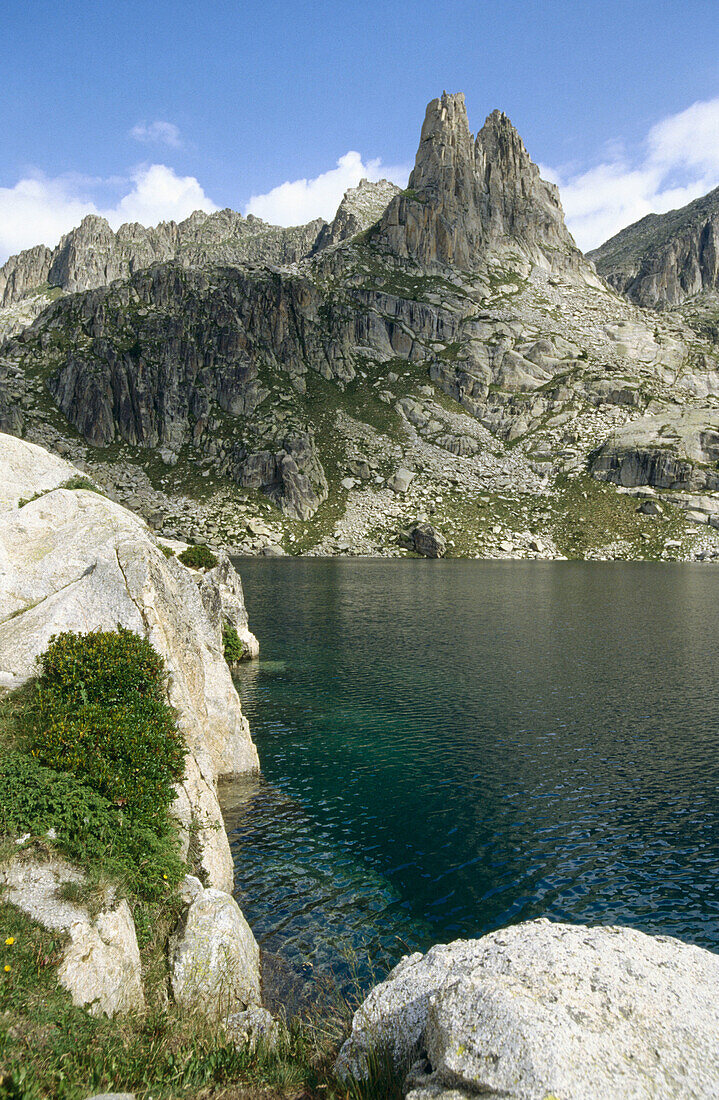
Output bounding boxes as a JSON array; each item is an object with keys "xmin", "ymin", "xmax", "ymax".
[
  {"xmin": 0, "ymin": 630, "xmax": 403, "ymax": 1098},
  {"xmin": 178, "ymin": 544, "xmax": 219, "ymax": 570},
  {"xmin": 0, "ymin": 901, "xmax": 404, "ymax": 1099},
  {"xmin": 222, "ymin": 622, "xmax": 245, "ymax": 664},
  {"xmin": 1, "ymin": 629, "xmax": 187, "ymax": 901}
]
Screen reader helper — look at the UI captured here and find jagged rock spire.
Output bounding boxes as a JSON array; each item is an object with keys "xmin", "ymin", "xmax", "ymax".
[{"xmin": 379, "ymin": 91, "xmax": 582, "ymax": 273}]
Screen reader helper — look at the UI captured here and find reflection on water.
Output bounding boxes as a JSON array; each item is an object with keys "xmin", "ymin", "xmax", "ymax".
[{"xmin": 226, "ymin": 560, "xmax": 719, "ymax": 991}]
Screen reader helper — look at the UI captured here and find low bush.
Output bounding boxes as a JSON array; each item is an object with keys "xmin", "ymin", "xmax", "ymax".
[
  {"xmin": 1, "ymin": 627, "xmax": 188, "ymax": 900},
  {"xmin": 178, "ymin": 544, "xmax": 218, "ymax": 570},
  {"xmin": 222, "ymin": 621, "xmax": 245, "ymax": 664}
]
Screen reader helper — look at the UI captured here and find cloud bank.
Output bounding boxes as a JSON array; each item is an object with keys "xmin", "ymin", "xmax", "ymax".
[
  {"xmin": 244, "ymin": 150, "xmax": 410, "ymax": 226},
  {"xmin": 547, "ymin": 96, "xmax": 719, "ymax": 251},
  {"xmin": 0, "ymin": 165, "xmax": 217, "ymax": 263}
]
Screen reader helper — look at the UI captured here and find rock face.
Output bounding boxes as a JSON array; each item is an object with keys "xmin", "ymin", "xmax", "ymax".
[
  {"xmin": 0, "ymin": 208, "xmax": 326, "ymax": 308},
  {"xmin": 0, "ymin": 859, "xmax": 144, "ymax": 1017},
  {"xmin": 590, "ymin": 185, "xmax": 719, "ymax": 308},
  {"xmin": 0, "ymin": 433, "xmax": 258, "ymax": 891},
  {"xmin": 3, "ymin": 93, "xmax": 719, "ymax": 560},
  {"xmin": 377, "ymin": 93, "xmax": 588, "ymax": 276},
  {"xmin": 411, "ymin": 523, "xmax": 446, "ymax": 558},
  {"xmin": 589, "ymin": 408, "xmax": 719, "ymax": 492},
  {"xmin": 199, "ymin": 551, "xmax": 260, "ymax": 659},
  {"xmin": 312, "ymin": 178, "xmax": 401, "ymax": 251},
  {"xmin": 170, "ymin": 876, "xmax": 261, "ymax": 1019},
  {"xmin": 338, "ymin": 919, "xmax": 719, "ymax": 1099}
]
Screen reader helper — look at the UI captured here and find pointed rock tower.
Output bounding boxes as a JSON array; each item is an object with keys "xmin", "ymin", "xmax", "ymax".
[{"xmin": 378, "ymin": 92, "xmax": 583, "ymax": 274}]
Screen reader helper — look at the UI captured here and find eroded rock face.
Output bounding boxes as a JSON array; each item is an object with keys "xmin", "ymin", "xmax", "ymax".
[
  {"xmin": 0, "ymin": 859, "xmax": 144, "ymax": 1018},
  {"xmin": 589, "ymin": 408, "xmax": 719, "ymax": 492},
  {"xmin": 0, "ymin": 433, "xmax": 258, "ymax": 891},
  {"xmin": 377, "ymin": 93, "xmax": 589, "ymax": 277},
  {"xmin": 170, "ymin": 877, "xmax": 261, "ymax": 1019},
  {"xmin": 313, "ymin": 178, "xmax": 401, "ymax": 251},
  {"xmin": 338, "ymin": 919, "xmax": 719, "ymax": 1099},
  {"xmin": 590, "ymin": 185, "xmax": 719, "ymax": 308},
  {"xmin": 0, "ymin": 208, "xmax": 327, "ymax": 307},
  {"xmin": 199, "ymin": 551, "xmax": 260, "ymax": 660}
]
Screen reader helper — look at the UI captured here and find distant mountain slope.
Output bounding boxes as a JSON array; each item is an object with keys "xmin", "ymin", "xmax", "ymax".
[
  {"xmin": 589, "ymin": 186, "xmax": 719, "ymax": 309},
  {"xmin": 1, "ymin": 92, "xmax": 719, "ymax": 563}
]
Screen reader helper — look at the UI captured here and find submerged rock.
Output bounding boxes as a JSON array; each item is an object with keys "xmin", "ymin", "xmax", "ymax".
[{"xmin": 338, "ymin": 918, "xmax": 719, "ymax": 1098}]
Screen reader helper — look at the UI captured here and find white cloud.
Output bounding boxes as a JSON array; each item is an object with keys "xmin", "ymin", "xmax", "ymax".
[
  {"xmin": 547, "ymin": 96, "xmax": 719, "ymax": 251},
  {"xmin": 0, "ymin": 165, "xmax": 218, "ymax": 264},
  {"xmin": 106, "ymin": 164, "xmax": 217, "ymax": 227},
  {"xmin": 244, "ymin": 150, "xmax": 410, "ymax": 226},
  {"xmin": 130, "ymin": 120, "xmax": 182, "ymax": 148}
]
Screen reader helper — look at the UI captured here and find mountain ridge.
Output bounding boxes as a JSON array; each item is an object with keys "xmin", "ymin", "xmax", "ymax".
[{"xmin": 2, "ymin": 92, "xmax": 719, "ymax": 563}]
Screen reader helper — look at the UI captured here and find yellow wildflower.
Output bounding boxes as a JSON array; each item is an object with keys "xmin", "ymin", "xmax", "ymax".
[
  {"xmin": 4, "ymin": 938, "xmax": 14, "ymax": 946},
  {"xmin": 3, "ymin": 966, "xmax": 10, "ymax": 973}
]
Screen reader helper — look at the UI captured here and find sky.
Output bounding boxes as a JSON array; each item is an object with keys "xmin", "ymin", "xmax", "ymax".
[{"xmin": 2, "ymin": 0, "xmax": 719, "ymax": 264}]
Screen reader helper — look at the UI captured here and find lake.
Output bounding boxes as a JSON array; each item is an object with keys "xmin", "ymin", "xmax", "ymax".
[{"xmin": 226, "ymin": 560, "xmax": 719, "ymax": 994}]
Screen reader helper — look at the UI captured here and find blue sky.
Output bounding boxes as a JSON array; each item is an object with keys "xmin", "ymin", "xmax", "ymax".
[{"xmin": 2, "ymin": 0, "xmax": 719, "ymax": 261}]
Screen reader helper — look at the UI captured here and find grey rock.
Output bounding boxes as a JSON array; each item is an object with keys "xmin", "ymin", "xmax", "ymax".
[
  {"xmin": 339, "ymin": 919, "xmax": 719, "ymax": 1099},
  {"xmin": 590, "ymin": 184, "xmax": 719, "ymax": 308},
  {"xmin": 389, "ymin": 467, "xmax": 416, "ymax": 493},
  {"xmin": 1, "ymin": 859, "xmax": 143, "ymax": 1018},
  {"xmin": 637, "ymin": 500, "xmax": 663, "ymax": 516},
  {"xmin": 411, "ymin": 523, "xmax": 447, "ymax": 558},
  {"xmin": 170, "ymin": 883, "xmax": 261, "ymax": 1019},
  {"xmin": 313, "ymin": 178, "xmax": 401, "ymax": 251},
  {"xmin": 199, "ymin": 551, "xmax": 260, "ymax": 659},
  {"xmin": 0, "ymin": 433, "xmax": 258, "ymax": 891},
  {"xmin": 225, "ymin": 1005, "xmax": 280, "ymax": 1050}
]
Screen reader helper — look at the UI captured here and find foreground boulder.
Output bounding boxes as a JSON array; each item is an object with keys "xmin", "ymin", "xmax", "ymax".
[
  {"xmin": 411, "ymin": 523, "xmax": 447, "ymax": 558},
  {"xmin": 337, "ymin": 919, "xmax": 719, "ymax": 1098},
  {"xmin": 1, "ymin": 859, "xmax": 144, "ymax": 1018},
  {"xmin": 0, "ymin": 433, "xmax": 258, "ymax": 891},
  {"xmin": 170, "ymin": 876, "xmax": 261, "ymax": 1019}
]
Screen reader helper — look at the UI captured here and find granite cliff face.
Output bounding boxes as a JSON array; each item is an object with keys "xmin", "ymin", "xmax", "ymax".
[
  {"xmin": 377, "ymin": 93, "xmax": 590, "ymax": 278},
  {"xmin": 2, "ymin": 93, "xmax": 719, "ymax": 561},
  {"xmin": 590, "ymin": 185, "xmax": 719, "ymax": 309},
  {"xmin": 0, "ymin": 208, "xmax": 326, "ymax": 307}
]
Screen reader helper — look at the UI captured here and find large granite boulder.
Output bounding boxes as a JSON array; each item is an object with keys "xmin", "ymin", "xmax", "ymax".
[
  {"xmin": 0, "ymin": 433, "xmax": 258, "ymax": 891},
  {"xmin": 0, "ymin": 859, "xmax": 144, "ymax": 1018},
  {"xmin": 338, "ymin": 918, "xmax": 719, "ymax": 1099},
  {"xmin": 170, "ymin": 876, "xmax": 261, "ymax": 1019}
]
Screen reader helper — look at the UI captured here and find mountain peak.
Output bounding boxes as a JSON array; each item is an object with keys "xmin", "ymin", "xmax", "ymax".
[{"xmin": 379, "ymin": 92, "xmax": 582, "ymax": 274}]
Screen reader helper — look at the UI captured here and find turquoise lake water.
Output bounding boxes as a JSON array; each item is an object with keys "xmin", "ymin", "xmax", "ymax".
[{"xmin": 226, "ymin": 560, "xmax": 719, "ymax": 993}]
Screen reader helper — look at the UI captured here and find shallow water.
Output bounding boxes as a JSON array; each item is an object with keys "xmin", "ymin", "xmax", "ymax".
[{"xmin": 226, "ymin": 560, "xmax": 719, "ymax": 991}]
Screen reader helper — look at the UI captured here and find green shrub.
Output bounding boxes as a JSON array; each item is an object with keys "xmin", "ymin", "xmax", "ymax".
[
  {"xmin": 222, "ymin": 622, "xmax": 245, "ymax": 664},
  {"xmin": 160, "ymin": 544, "xmax": 175, "ymax": 558},
  {"xmin": 0, "ymin": 754, "xmax": 184, "ymax": 899},
  {"xmin": 26, "ymin": 628, "xmax": 186, "ymax": 828},
  {"xmin": 178, "ymin": 544, "xmax": 218, "ymax": 570}
]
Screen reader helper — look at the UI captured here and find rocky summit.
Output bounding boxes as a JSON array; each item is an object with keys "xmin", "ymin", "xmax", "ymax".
[{"xmin": 2, "ymin": 92, "xmax": 719, "ymax": 561}]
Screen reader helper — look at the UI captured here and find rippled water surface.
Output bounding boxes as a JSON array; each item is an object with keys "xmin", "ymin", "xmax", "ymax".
[{"xmin": 226, "ymin": 560, "xmax": 719, "ymax": 990}]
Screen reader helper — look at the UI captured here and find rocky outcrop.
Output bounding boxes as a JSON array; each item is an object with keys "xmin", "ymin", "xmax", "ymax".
[
  {"xmin": 410, "ymin": 523, "xmax": 446, "ymax": 558},
  {"xmin": 312, "ymin": 178, "xmax": 401, "ymax": 251},
  {"xmin": 0, "ymin": 859, "xmax": 144, "ymax": 1017},
  {"xmin": 170, "ymin": 875, "xmax": 261, "ymax": 1019},
  {"xmin": 590, "ymin": 185, "xmax": 719, "ymax": 309},
  {"xmin": 199, "ymin": 552, "xmax": 260, "ymax": 659},
  {"xmin": 0, "ymin": 433, "xmax": 258, "ymax": 891},
  {"xmin": 338, "ymin": 918, "xmax": 719, "ymax": 1098},
  {"xmin": 0, "ymin": 208, "xmax": 327, "ymax": 308},
  {"xmin": 377, "ymin": 93, "xmax": 590, "ymax": 277},
  {"xmin": 589, "ymin": 408, "xmax": 719, "ymax": 492}
]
